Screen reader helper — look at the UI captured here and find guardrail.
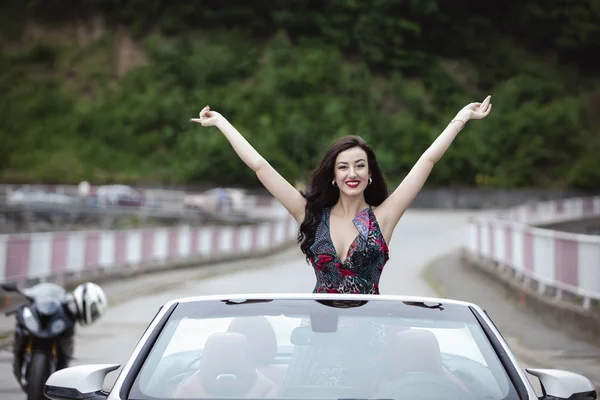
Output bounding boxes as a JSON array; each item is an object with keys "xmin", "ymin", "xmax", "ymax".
[
  {"xmin": 465, "ymin": 196, "xmax": 600, "ymax": 309},
  {"xmin": 497, "ymin": 196, "xmax": 600, "ymax": 225},
  {"xmin": 0, "ymin": 208, "xmax": 298, "ymax": 286}
]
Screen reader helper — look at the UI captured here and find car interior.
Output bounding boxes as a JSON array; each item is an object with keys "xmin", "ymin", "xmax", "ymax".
[{"xmin": 147, "ymin": 314, "xmax": 506, "ymax": 400}]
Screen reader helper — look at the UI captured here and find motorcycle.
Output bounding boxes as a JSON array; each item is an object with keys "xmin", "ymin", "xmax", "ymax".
[{"xmin": 1, "ymin": 281, "xmax": 77, "ymax": 400}]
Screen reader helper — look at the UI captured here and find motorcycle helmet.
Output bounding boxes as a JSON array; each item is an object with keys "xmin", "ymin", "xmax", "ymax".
[{"xmin": 72, "ymin": 282, "xmax": 108, "ymax": 326}]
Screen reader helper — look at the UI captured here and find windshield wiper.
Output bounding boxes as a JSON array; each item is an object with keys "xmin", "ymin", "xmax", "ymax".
[{"xmin": 403, "ymin": 301, "xmax": 444, "ymax": 311}]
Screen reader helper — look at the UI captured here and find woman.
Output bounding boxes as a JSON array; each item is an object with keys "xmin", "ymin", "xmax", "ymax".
[
  {"xmin": 191, "ymin": 95, "xmax": 492, "ymax": 294},
  {"xmin": 191, "ymin": 98, "xmax": 492, "ymax": 393}
]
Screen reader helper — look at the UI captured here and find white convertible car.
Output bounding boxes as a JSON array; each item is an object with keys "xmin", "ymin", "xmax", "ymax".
[{"xmin": 43, "ymin": 293, "xmax": 596, "ymax": 400}]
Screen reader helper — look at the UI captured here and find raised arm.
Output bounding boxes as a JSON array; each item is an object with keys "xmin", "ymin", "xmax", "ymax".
[
  {"xmin": 192, "ymin": 106, "xmax": 306, "ymax": 223},
  {"xmin": 377, "ymin": 96, "xmax": 492, "ymax": 239}
]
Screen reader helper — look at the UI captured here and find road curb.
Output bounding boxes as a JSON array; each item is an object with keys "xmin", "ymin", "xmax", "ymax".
[
  {"xmin": 421, "ymin": 249, "xmax": 600, "ymax": 390},
  {"xmin": 421, "ymin": 249, "xmax": 600, "ymax": 344},
  {"xmin": 461, "ymin": 250, "xmax": 600, "ymax": 345},
  {"xmin": 0, "ymin": 238, "xmax": 298, "ymax": 349},
  {"xmin": 420, "ymin": 250, "xmax": 585, "ymax": 373}
]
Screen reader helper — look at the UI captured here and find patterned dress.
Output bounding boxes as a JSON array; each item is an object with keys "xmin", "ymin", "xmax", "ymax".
[
  {"xmin": 309, "ymin": 206, "xmax": 389, "ymax": 294},
  {"xmin": 284, "ymin": 206, "xmax": 390, "ymax": 391}
]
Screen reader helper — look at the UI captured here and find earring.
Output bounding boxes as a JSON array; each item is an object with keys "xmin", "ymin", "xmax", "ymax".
[
  {"xmin": 369, "ymin": 177, "xmax": 372, "ymax": 185},
  {"xmin": 332, "ymin": 180, "xmax": 336, "ymax": 186}
]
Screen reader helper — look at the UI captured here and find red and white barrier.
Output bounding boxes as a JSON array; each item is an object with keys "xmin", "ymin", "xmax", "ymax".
[
  {"xmin": 466, "ymin": 196, "xmax": 600, "ymax": 309},
  {"xmin": 498, "ymin": 196, "xmax": 600, "ymax": 225},
  {"xmin": 0, "ymin": 213, "xmax": 298, "ymax": 285}
]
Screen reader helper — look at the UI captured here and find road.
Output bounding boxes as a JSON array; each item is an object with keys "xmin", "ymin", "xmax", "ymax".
[{"xmin": 0, "ymin": 209, "xmax": 539, "ymax": 398}]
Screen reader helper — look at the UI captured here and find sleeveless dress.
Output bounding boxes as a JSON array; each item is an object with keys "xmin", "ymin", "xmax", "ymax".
[
  {"xmin": 284, "ymin": 206, "xmax": 390, "ymax": 391},
  {"xmin": 309, "ymin": 206, "xmax": 389, "ymax": 294}
]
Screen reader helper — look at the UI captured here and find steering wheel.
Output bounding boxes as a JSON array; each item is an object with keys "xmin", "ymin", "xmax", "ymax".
[
  {"xmin": 166, "ymin": 356, "xmax": 201, "ymax": 384},
  {"xmin": 375, "ymin": 372, "xmax": 476, "ymax": 400},
  {"xmin": 144, "ymin": 357, "xmax": 200, "ymax": 397}
]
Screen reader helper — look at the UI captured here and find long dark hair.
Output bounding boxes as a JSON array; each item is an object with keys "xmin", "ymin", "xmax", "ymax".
[{"xmin": 297, "ymin": 135, "xmax": 389, "ymax": 260}]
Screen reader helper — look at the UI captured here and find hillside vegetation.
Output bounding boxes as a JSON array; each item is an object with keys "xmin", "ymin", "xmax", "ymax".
[{"xmin": 1, "ymin": 0, "xmax": 599, "ymax": 190}]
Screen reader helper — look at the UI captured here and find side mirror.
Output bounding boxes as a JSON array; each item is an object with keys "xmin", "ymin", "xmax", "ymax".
[
  {"xmin": 1, "ymin": 282, "xmax": 18, "ymax": 292},
  {"xmin": 44, "ymin": 364, "xmax": 120, "ymax": 400},
  {"xmin": 527, "ymin": 368, "xmax": 597, "ymax": 400}
]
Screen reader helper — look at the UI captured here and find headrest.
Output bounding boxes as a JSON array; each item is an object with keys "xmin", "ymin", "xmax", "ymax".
[
  {"xmin": 388, "ymin": 329, "xmax": 445, "ymax": 375},
  {"xmin": 197, "ymin": 332, "xmax": 257, "ymax": 395},
  {"xmin": 227, "ymin": 316, "xmax": 277, "ymax": 364}
]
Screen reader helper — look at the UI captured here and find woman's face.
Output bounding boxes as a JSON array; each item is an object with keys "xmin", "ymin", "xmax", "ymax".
[{"xmin": 333, "ymin": 146, "xmax": 371, "ymax": 196}]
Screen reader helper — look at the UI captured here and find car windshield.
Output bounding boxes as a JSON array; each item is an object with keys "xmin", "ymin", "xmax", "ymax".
[{"xmin": 129, "ymin": 298, "xmax": 520, "ymax": 400}]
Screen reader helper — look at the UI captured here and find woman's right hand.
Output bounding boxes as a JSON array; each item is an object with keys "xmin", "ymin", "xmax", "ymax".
[
  {"xmin": 191, "ymin": 105, "xmax": 224, "ymax": 127},
  {"xmin": 454, "ymin": 95, "xmax": 492, "ymax": 123},
  {"xmin": 190, "ymin": 104, "xmax": 307, "ymax": 223}
]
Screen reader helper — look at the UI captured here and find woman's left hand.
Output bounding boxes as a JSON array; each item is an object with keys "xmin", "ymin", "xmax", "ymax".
[{"xmin": 456, "ymin": 95, "xmax": 492, "ymax": 122}]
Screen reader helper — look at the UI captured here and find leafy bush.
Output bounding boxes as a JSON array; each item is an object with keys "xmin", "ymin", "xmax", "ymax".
[{"xmin": 0, "ymin": 0, "xmax": 598, "ymax": 190}]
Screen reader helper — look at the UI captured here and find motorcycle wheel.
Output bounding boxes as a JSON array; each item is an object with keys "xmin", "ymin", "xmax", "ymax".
[{"xmin": 26, "ymin": 351, "xmax": 53, "ymax": 400}]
